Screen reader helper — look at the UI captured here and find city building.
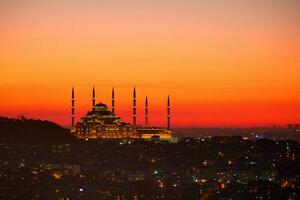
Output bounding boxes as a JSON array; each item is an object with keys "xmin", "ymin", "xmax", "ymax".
[{"xmin": 71, "ymin": 86, "xmax": 172, "ymax": 139}]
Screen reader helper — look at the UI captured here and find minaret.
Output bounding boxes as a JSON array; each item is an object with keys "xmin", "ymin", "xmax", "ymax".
[
  {"xmin": 92, "ymin": 85, "xmax": 96, "ymax": 111},
  {"xmin": 145, "ymin": 96, "xmax": 148, "ymax": 127},
  {"xmin": 133, "ymin": 86, "xmax": 136, "ymax": 127},
  {"xmin": 71, "ymin": 87, "xmax": 75, "ymax": 129},
  {"xmin": 112, "ymin": 87, "xmax": 115, "ymax": 114},
  {"xmin": 167, "ymin": 95, "xmax": 170, "ymax": 130}
]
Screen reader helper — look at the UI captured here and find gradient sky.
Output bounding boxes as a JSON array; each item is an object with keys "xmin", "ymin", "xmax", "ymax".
[{"xmin": 0, "ymin": 0, "xmax": 300, "ymax": 127}]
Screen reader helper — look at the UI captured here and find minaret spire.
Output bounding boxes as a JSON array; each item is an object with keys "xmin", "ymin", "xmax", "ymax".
[
  {"xmin": 145, "ymin": 96, "xmax": 148, "ymax": 127},
  {"xmin": 112, "ymin": 87, "xmax": 115, "ymax": 114},
  {"xmin": 167, "ymin": 95, "xmax": 170, "ymax": 130},
  {"xmin": 92, "ymin": 85, "xmax": 96, "ymax": 111},
  {"xmin": 71, "ymin": 87, "xmax": 75, "ymax": 129},
  {"xmin": 133, "ymin": 86, "xmax": 136, "ymax": 127}
]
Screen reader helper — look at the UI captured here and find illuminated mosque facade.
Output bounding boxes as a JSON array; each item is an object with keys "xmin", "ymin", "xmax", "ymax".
[{"xmin": 71, "ymin": 86, "xmax": 172, "ymax": 139}]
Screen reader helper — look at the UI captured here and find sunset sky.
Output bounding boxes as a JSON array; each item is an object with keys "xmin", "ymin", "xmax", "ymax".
[{"xmin": 0, "ymin": 0, "xmax": 300, "ymax": 127}]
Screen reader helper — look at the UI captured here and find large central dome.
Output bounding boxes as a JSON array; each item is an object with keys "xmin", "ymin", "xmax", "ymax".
[{"xmin": 84, "ymin": 103, "xmax": 129, "ymax": 126}]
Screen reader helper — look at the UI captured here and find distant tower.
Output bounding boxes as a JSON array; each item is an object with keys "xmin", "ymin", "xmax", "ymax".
[
  {"xmin": 145, "ymin": 96, "xmax": 148, "ymax": 127},
  {"xmin": 167, "ymin": 95, "xmax": 170, "ymax": 130},
  {"xmin": 112, "ymin": 87, "xmax": 115, "ymax": 114},
  {"xmin": 92, "ymin": 86, "xmax": 96, "ymax": 111},
  {"xmin": 71, "ymin": 87, "xmax": 75, "ymax": 129},
  {"xmin": 133, "ymin": 86, "xmax": 136, "ymax": 127}
]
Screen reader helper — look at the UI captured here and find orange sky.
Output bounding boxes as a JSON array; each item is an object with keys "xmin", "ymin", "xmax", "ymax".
[{"xmin": 0, "ymin": 0, "xmax": 300, "ymax": 127}]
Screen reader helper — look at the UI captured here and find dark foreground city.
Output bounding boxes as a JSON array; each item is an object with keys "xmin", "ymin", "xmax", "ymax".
[{"xmin": 1, "ymin": 136, "xmax": 299, "ymax": 200}]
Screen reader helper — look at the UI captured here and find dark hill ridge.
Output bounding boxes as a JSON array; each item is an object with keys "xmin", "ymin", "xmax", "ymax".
[{"xmin": 0, "ymin": 116, "xmax": 76, "ymax": 144}]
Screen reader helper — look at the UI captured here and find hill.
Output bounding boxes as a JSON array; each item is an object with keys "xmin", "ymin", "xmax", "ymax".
[{"xmin": 0, "ymin": 116, "xmax": 76, "ymax": 144}]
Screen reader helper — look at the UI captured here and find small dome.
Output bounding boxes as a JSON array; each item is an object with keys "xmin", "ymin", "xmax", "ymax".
[{"xmin": 95, "ymin": 102, "xmax": 107, "ymax": 107}]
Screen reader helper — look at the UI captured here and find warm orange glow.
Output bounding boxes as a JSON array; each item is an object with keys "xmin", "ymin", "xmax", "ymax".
[
  {"xmin": 141, "ymin": 133, "xmax": 172, "ymax": 139},
  {"xmin": 220, "ymin": 183, "xmax": 226, "ymax": 189},
  {"xmin": 158, "ymin": 180, "xmax": 164, "ymax": 188},
  {"xmin": 0, "ymin": 1, "xmax": 299, "ymax": 127},
  {"xmin": 52, "ymin": 172, "xmax": 62, "ymax": 180}
]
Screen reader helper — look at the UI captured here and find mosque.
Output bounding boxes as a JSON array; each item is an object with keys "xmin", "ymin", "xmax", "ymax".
[{"xmin": 70, "ymin": 86, "xmax": 172, "ymax": 139}]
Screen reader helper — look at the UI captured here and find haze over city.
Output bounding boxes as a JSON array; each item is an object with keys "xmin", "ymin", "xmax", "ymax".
[{"xmin": 1, "ymin": 0, "xmax": 300, "ymax": 127}]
